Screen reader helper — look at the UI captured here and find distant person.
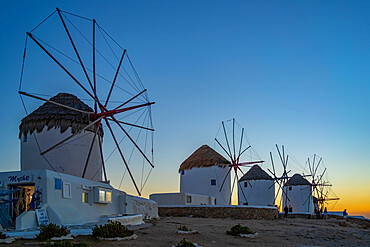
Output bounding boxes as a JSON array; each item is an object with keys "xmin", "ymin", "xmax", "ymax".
[
  {"xmin": 284, "ymin": 205, "xmax": 289, "ymax": 218},
  {"xmin": 323, "ymin": 207, "xmax": 328, "ymax": 219},
  {"xmin": 319, "ymin": 207, "xmax": 323, "ymax": 219},
  {"xmin": 314, "ymin": 206, "xmax": 318, "ymax": 219},
  {"xmin": 343, "ymin": 209, "xmax": 348, "ymax": 218}
]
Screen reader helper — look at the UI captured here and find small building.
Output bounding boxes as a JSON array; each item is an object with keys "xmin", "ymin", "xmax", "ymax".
[
  {"xmin": 179, "ymin": 145, "xmax": 231, "ymax": 205},
  {"xmin": 0, "ymin": 170, "xmax": 157, "ymax": 230},
  {"xmin": 283, "ymin": 174, "xmax": 313, "ymax": 214},
  {"xmin": 238, "ymin": 165, "xmax": 275, "ymax": 207}
]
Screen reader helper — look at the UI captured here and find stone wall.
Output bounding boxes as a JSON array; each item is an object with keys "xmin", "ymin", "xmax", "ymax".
[{"xmin": 159, "ymin": 206, "xmax": 278, "ymax": 220}]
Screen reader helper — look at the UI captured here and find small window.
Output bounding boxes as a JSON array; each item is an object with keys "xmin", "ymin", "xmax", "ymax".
[
  {"xmin": 211, "ymin": 179, "xmax": 216, "ymax": 186},
  {"xmin": 99, "ymin": 190, "xmax": 105, "ymax": 202},
  {"xmin": 244, "ymin": 182, "xmax": 248, "ymax": 187},
  {"xmin": 243, "ymin": 202, "xmax": 248, "ymax": 205},
  {"xmin": 186, "ymin": 195, "xmax": 192, "ymax": 203},
  {"xmin": 23, "ymin": 134, "xmax": 27, "ymax": 142},
  {"xmin": 289, "ymin": 186, "xmax": 292, "ymax": 191},
  {"xmin": 214, "ymin": 198, "xmax": 217, "ymax": 205},
  {"xmin": 181, "ymin": 170, "xmax": 184, "ymax": 175},
  {"xmin": 106, "ymin": 191, "xmax": 112, "ymax": 203},
  {"xmin": 82, "ymin": 192, "xmax": 89, "ymax": 203},
  {"xmin": 94, "ymin": 187, "xmax": 112, "ymax": 204},
  {"xmin": 62, "ymin": 183, "xmax": 71, "ymax": 199}
]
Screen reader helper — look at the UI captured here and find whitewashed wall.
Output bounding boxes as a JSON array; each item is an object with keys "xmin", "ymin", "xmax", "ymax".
[
  {"xmin": 180, "ymin": 166, "xmax": 230, "ymax": 205},
  {"xmin": 150, "ymin": 192, "xmax": 216, "ymax": 205},
  {"xmin": 282, "ymin": 185, "xmax": 314, "ymax": 214},
  {"xmin": 238, "ymin": 179, "xmax": 275, "ymax": 206},
  {"xmin": 21, "ymin": 127, "xmax": 102, "ymax": 181}
]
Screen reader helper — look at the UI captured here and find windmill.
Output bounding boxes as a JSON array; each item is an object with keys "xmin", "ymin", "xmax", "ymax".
[
  {"xmin": 18, "ymin": 8, "xmax": 155, "ymax": 196},
  {"xmin": 214, "ymin": 118, "xmax": 264, "ymax": 205},
  {"xmin": 304, "ymin": 154, "xmax": 340, "ymax": 211},
  {"xmin": 267, "ymin": 144, "xmax": 292, "ymax": 210}
]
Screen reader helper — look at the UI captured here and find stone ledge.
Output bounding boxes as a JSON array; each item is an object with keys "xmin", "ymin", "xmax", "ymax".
[{"xmin": 158, "ymin": 206, "xmax": 278, "ymax": 220}]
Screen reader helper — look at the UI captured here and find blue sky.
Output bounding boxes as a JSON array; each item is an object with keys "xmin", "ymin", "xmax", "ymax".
[{"xmin": 0, "ymin": 1, "xmax": 369, "ymax": 215}]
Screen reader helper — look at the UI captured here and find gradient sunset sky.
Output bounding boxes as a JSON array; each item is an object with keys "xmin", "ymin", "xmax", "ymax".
[{"xmin": 0, "ymin": 1, "xmax": 369, "ymax": 217}]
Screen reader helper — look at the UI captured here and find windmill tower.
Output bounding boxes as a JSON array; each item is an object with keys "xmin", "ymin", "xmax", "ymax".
[
  {"xmin": 237, "ymin": 165, "xmax": 275, "ymax": 206},
  {"xmin": 179, "ymin": 145, "xmax": 231, "ymax": 205},
  {"xmin": 283, "ymin": 174, "xmax": 313, "ymax": 214},
  {"xmin": 19, "ymin": 93, "xmax": 105, "ymax": 181}
]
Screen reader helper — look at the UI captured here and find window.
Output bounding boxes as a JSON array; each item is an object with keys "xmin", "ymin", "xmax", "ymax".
[
  {"xmin": 244, "ymin": 182, "xmax": 248, "ymax": 187},
  {"xmin": 289, "ymin": 186, "xmax": 292, "ymax": 191},
  {"xmin": 99, "ymin": 190, "xmax": 105, "ymax": 202},
  {"xmin": 94, "ymin": 187, "xmax": 112, "ymax": 204},
  {"xmin": 23, "ymin": 134, "xmax": 27, "ymax": 142},
  {"xmin": 62, "ymin": 183, "xmax": 71, "ymax": 199},
  {"xmin": 181, "ymin": 170, "xmax": 184, "ymax": 175},
  {"xmin": 106, "ymin": 191, "xmax": 112, "ymax": 203},
  {"xmin": 82, "ymin": 192, "xmax": 89, "ymax": 203},
  {"xmin": 211, "ymin": 179, "xmax": 216, "ymax": 186},
  {"xmin": 186, "ymin": 195, "xmax": 192, "ymax": 204},
  {"xmin": 243, "ymin": 202, "xmax": 248, "ymax": 205}
]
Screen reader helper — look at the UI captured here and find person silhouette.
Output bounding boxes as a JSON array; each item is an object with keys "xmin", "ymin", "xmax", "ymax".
[{"xmin": 284, "ymin": 205, "xmax": 289, "ymax": 218}]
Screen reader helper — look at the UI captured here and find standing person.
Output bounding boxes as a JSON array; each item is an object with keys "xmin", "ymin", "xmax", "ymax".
[
  {"xmin": 323, "ymin": 207, "xmax": 328, "ymax": 219},
  {"xmin": 284, "ymin": 205, "xmax": 289, "ymax": 218},
  {"xmin": 314, "ymin": 206, "xmax": 318, "ymax": 219},
  {"xmin": 343, "ymin": 209, "xmax": 348, "ymax": 218}
]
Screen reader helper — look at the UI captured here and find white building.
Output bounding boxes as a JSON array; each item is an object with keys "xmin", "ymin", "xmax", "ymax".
[
  {"xmin": 179, "ymin": 145, "xmax": 231, "ymax": 205},
  {"xmin": 283, "ymin": 174, "xmax": 314, "ymax": 214},
  {"xmin": 238, "ymin": 165, "xmax": 275, "ymax": 207},
  {"xmin": 0, "ymin": 93, "xmax": 158, "ymax": 230},
  {"xmin": 0, "ymin": 170, "xmax": 157, "ymax": 230}
]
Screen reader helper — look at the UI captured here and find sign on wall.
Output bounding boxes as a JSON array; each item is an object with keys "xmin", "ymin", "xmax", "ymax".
[
  {"xmin": 7, "ymin": 174, "xmax": 32, "ymax": 184},
  {"xmin": 36, "ymin": 208, "xmax": 49, "ymax": 226}
]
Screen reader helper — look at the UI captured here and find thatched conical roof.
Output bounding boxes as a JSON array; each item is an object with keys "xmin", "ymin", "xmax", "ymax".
[
  {"xmin": 178, "ymin": 145, "xmax": 230, "ymax": 172},
  {"xmin": 239, "ymin": 165, "xmax": 273, "ymax": 181},
  {"xmin": 285, "ymin": 174, "xmax": 311, "ymax": 186},
  {"xmin": 19, "ymin": 93, "xmax": 102, "ymax": 138}
]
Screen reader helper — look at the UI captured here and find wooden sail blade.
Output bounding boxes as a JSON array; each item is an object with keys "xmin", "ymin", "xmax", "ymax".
[
  {"xmin": 107, "ymin": 118, "xmax": 154, "ymax": 131},
  {"xmin": 215, "ymin": 138, "xmax": 233, "ymax": 160},
  {"xmin": 105, "ymin": 49, "xmax": 126, "ymax": 107},
  {"xmin": 104, "ymin": 118, "xmax": 141, "ymax": 195},
  {"xmin": 19, "ymin": 91, "xmax": 92, "ymax": 115},
  {"xmin": 114, "ymin": 89, "xmax": 147, "ymax": 110},
  {"xmin": 222, "ymin": 121, "xmax": 233, "ymax": 163},
  {"xmin": 57, "ymin": 9, "xmax": 95, "ymax": 95},
  {"xmin": 81, "ymin": 124, "xmax": 100, "ymax": 178},
  {"xmin": 219, "ymin": 167, "xmax": 232, "ymax": 192},
  {"xmin": 111, "ymin": 116, "xmax": 154, "ymax": 168}
]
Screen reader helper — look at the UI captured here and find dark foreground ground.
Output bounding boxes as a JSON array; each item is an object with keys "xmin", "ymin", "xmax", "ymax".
[{"xmin": 4, "ymin": 216, "xmax": 370, "ymax": 247}]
